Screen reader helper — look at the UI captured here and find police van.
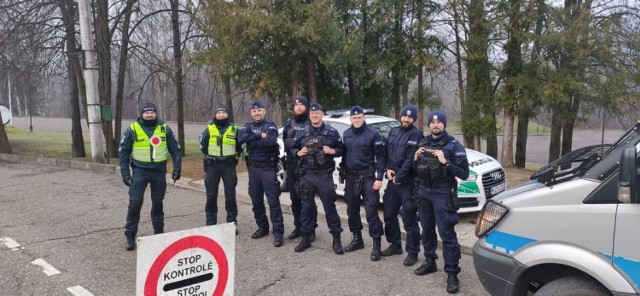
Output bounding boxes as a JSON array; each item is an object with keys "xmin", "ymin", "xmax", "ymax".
[
  {"xmin": 277, "ymin": 110, "xmax": 506, "ymax": 213},
  {"xmin": 473, "ymin": 122, "xmax": 640, "ymax": 295}
]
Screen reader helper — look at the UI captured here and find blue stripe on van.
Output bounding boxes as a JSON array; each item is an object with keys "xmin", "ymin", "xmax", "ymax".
[
  {"xmin": 484, "ymin": 231, "xmax": 535, "ymax": 254},
  {"xmin": 601, "ymin": 253, "xmax": 640, "ymax": 289},
  {"xmin": 613, "ymin": 255, "xmax": 640, "ymax": 289}
]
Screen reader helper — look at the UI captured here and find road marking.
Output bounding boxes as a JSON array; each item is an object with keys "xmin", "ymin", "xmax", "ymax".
[
  {"xmin": 31, "ymin": 258, "xmax": 60, "ymax": 276},
  {"xmin": 1, "ymin": 237, "xmax": 23, "ymax": 250},
  {"xmin": 67, "ymin": 285, "xmax": 94, "ymax": 296}
]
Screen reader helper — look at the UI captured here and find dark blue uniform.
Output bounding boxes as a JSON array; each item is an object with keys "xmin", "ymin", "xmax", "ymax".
[
  {"xmin": 283, "ymin": 117, "xmax": 317, "ymax": 234},
  {"xmin": 199, "ymin": 120, "xmax": 241, "ymax": 226},
  {"xmin": 416, "ymin": 130, "xmax": 468, "ymax": 274},
  {"xmin": 342, "ymin": 122, "xmax": 385, "ymax": 239},
  {"xmin": 238, "ymin": 119, "xmax": 284, "ymax": 239},
  {"xmin": 383, "ymin": 124, "xmax": 423, "ymax": 255},
  {"xmin": 119, "ymin": 119, "xmax": 182, "ymax": 237},
  {"xmin": 291, "ymin": 123, "xmax": 344, "ymax": 236}
]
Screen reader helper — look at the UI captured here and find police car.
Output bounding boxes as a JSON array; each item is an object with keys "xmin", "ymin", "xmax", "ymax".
[{"xmin": 276, "ymin": 110, "xmax": 506, "ymax": 213}]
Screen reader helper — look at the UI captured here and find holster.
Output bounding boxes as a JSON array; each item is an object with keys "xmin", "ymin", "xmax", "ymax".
[
  {"xmin": 446, "ymin": 187, "xmax": 460, "ymax": 212},
  {"xmin": 338, "ymin": 165, "xmax": 346, "ymax": 184},
  {"xmin": 294, "ymin": 181, "xmax": 303, "ymax": 200},
  {"xmin": 354, "ymin": 176, "xmax": 364, "ymax": 197}
]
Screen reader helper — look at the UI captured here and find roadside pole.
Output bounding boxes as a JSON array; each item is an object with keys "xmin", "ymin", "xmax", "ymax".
[
  {"xmin": 77, "ymin": 0, "xmax": 106, "ymax": 163},
  {"xmin": 7, "ymin": 76, "xmax": 12, "ymax": 126}
]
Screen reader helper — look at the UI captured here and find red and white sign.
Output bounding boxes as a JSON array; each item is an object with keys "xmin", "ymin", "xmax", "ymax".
[
  {"xmin": 150, "ymin": 136, "xmax": 162, "ymax": 147},
  {"xmin": 136, "ymin": 224, "xmax": 235, "ymax": 296}
]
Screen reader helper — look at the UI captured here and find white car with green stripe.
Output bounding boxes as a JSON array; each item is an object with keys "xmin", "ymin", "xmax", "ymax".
[{"xmin": 277, "ymin": 111, "xmax": 506, "ymax": 213}]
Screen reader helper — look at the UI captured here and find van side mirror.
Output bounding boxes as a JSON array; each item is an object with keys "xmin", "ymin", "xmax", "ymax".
[{"xmin": 618, "ymin": 146, "xmax": 638, "ymax": 204}]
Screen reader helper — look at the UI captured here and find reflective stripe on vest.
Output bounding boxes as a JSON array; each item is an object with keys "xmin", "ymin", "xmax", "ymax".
[
  {"xmin": 130, "ymin": 122, "xmax": 168, "ymax": 162},
  {"xmin": 208, "ymin": 124, "xmax": 237, "ymax": 157}
]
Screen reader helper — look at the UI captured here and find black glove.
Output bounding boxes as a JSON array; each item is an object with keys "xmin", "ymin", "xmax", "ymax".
[
  {"xmin": 172, "ymin": 170, "xmax": 181, "ymax": 182},
  {"xmin": 122, "ymin": 175, "xmax": 131, "ymax": 187}
]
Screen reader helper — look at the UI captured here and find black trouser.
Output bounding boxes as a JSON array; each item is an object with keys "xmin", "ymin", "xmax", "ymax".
[
  {"xmin": 286, "ymin": 161, "xmax": 317, "ymax": 230},
  {"xmin": 124, "ymin": 168, "xmax": 166, "ymax": 237},
  {"xmin": 344, "ymin": 174, "xmax": 383, "ymax": 238},
  {"xmin": 204, "ymin": 159, "xmax": 238, "ymax": 226}
]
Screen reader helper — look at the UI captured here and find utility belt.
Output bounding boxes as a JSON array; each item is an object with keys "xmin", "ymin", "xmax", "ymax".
[
  {"xmin": 346, "ymin": 165, "xmax": 375, "ymax": 177},
  {"xmin": 416, "ymin": 178, "xmax": 455, "ymax": 189},
  {"xmin": 303, "ymin": 167, "xmax": 333, "ymax": 175},
  {"xmin": 248, "ymin": 161, "xmax": 275, "ymax": 168},
  {"xmin": 205, "ymin": 156, "xmax": 236, "ymax": 166}
]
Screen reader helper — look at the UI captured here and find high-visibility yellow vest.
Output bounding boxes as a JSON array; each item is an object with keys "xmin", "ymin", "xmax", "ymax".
[
  {"xmin": 130, "ymin": 122, "xmax": 167, "ymax": 162},
  {"xmin": 208, "ymin": 124, "xmax": 237, "ymax": 157}
]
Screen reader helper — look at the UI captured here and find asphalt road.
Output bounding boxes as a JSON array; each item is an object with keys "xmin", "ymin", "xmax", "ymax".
[
  {"xmin": 0, "ymin": 161, "xmax": 488, "ymax": 295},
  {"xmin": 9, "ymin": 116, "xmax": 627, "ymax": 165}
]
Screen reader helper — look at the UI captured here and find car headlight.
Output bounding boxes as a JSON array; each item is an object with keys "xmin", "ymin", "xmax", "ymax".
[
  {"xmin": 465, "ymin": 174, "xmax": 478, "ymax": 181},
  {"xmin": 475, "ymin": 200, "xmax": 509, "ymax": 238}
]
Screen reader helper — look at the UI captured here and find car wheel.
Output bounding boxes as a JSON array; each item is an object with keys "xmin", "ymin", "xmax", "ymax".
[
  {"xmin": 277, "ymin": 159, "xmax": 288, "ymax": 192},
  {"xmin": 534, "ymin": 277, "xmax": 609, "ymax": 296}
]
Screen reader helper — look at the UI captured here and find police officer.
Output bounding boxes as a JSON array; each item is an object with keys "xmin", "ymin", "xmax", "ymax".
[
  {"xmin": 238, "ymin": 100, "xmax": 285, "ymax": 247},
  {"xmin": 199, "ymin": 105, "xmax": 241, "ymax": 230},
  {"xmin": 119, "ymin": 102, "xmax": 182, "ymax": 251},
  {"xmin": 381, "ymin": 105, "xmax": 423, "ymax": 267},
  {"xmin": 282, "ymin": 96, "xmax": 317, "ymax": 241},
  {"xmin": 291, "ymin": 103, "xmax": 344, "ymax": 254},
  {"xmin": 341, "ymin": 106, "xmax": 385, "ymax": 261},
  {"xmin": 413, "ymin": 111, "xmax": 468, "ymax": 294}
]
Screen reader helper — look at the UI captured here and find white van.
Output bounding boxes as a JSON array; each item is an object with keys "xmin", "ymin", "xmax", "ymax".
[
  {"xmin": 277, "ymin": 112, "xmax": 506, "ymax": 213},
  {"xmin": 473, "ymin": 122, "xmax": 640, "ymax": 295}
]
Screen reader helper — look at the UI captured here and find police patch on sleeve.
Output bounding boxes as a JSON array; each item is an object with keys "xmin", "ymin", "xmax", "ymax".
[{"xmin": 407, "ymin": 140, "xmax": 418, "ymax": 146}]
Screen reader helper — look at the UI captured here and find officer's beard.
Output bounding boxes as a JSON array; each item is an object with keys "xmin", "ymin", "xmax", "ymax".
[
  {"xmin": 294, "ymin": 112, "xmax": 309, "ymax": 123},
  {"xmin": 141, "ymin": 118, "xmax": 158, "ymax": 127}
]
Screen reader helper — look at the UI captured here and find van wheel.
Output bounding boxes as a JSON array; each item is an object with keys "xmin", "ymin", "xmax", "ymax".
[{"xmin": 534, "ymin": 277, "xmax": 610, "ymax": 296}]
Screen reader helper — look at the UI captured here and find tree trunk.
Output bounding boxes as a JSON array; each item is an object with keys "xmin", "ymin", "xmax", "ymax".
[
  {"xmin": 114, "ymin": 0, "xmax": 136, "ymax": 152},
  {"xmin": 224, "ymin": 75, "xmax": 234, "ymax": 123},
  {"xmin": 464, "ymin": 0, "xmax": 491, "ymax": 152},
  {"xmin": 291, "ymin": 65, "xmax": 299, "ymax": 101},
  {"xmin": 501, "ymin": 109, "xmax": 514, "ymax": 167},
  {"xmin": 95, "ymin": 0, "xmax": 115, "ymax": 158},
  {"xmin": 59, "ymin": 0, "xmax": 86, "ymax": 158},
  {"xmin": 561, "ymin": 96, "xmax": 580, "ymax": 156},
  {"xmin": 515, "ymin": 115, "xmax": 529, "ymax": 168},
  {"xmin": 305, "ymin": 55, "xmax": 317, "ymax": 102},
  {"xmin": 0, "ymin": 104, "xmax": 11, "ymax": 153},
  {"xmin": 548, "ymin": 108, "xmax": 563, "ymax": 163},
  {"xmin": 452, "ymin": 0, "xmax": 470, "ymax": 147},
  {"xmin": 170, "ymin": 0, "xmax": 185, "ymax": 157}
]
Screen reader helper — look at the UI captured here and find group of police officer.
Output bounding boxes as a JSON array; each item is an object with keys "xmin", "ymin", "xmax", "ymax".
[{"xmin": 119, "ymin": 98, "xmax": 468, "ymax": 294}]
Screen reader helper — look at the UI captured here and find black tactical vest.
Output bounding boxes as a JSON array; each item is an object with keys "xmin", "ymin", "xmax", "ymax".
[
  {"xmin": 415, "ymin": 135, "xmax": 454, "ymax": 186},
  {"xmin": 284, "ymin": 120, "xmax": 307, "ymax": 155},
  {"xmin": 301, "ymin": 126, "xmax": 331, "ymax": 170}
]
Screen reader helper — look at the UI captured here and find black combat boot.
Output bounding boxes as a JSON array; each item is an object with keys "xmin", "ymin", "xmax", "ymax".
[
  {"xmin": 332, "ymin": 233, "xmax": 344, "ymax": 255},
  {"xmin": 288, "ymin": 228, "xmax": 300, "ymax": 240},
  {"xmin": 370, "ymin": 238, "xmax": 382, "ymax": 261},
  {"xmin": 125, "ymin": 235, "xmax": 136, "ymax": 251},
  {"xmin": 309, "ymin": 229, "xmax": 316, "ymax": 242},
  {"xmin": 403, "ymin": 253, "xmax": 418, "ymax": 266},
  {"xmin": 381, "ymin": 243, "xmax": 403, "ymax": 257},
  {"xmin": 294, "ymin": 234, "xmax": 311, "ymax": 252},
  {"xmin": 344, "ymin": 231, "xmax": 365, "ymax": 252},
  {"xmin": 251, "ymin": 228, "xmax": 269, "ymax": 239},
  {"xmin": 414, "ymin": 258, "xmax": 437, "ymax": 275},
  {"xmin": 446, "ymin": 272, "xmax": 459, "ymax": 294}
]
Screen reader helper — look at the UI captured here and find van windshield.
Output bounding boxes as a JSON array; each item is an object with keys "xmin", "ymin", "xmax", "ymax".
[{"xmin": 532, "ymin": 121, "xmax": 640, "ymax": 184}]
